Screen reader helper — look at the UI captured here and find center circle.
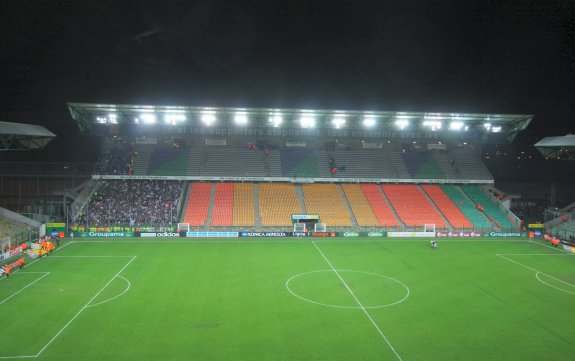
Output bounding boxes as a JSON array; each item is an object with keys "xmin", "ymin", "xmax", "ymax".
[{"xmin": 285, "ymin": 270, "xmax": 410, "ymax": 309}]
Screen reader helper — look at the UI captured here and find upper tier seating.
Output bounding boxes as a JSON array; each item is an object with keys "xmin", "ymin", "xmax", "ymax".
[
  {"xmin": 280, "ymin": 150, "xmax": 319, "ymax": 177},
  {"xmin": 460, "ymin": 185, "xmax": 517, "ymax": 229},
  {"xmin": 203, "ymin": 149, "xmax": 266, "ymax": 177},
  {"xmin": 440, "ymin": 185, "xmax": 493, "ymax": 229},
  {"xmin": 183, "ymin": 182, "xmax": 211, "ymax": 226},
  {"xmin": 360, "ymin": 184, "xmax": 400, "ymax": 228},
  {"xmin": 259, "ymin": 183, "xmax": 301, "ymax": 226},
  {"xmin": 147, "ymin": 146, "xmax": 189, "ymax": 176},
  {"xmin": 549, "ymin": 220, "xmax": 575, "ymax": 239},
  {"xmin": 232, "ymin": 183, "xmax": 255, "ymax": 226},
  {"xmin": 320, "ymin": 151, "xmax": 398, "ymax": 178},
  {"xmin": 302, "ymin": 184, "xmax": 352, "ymax": 226},
  {"xmin": 211, "ymin": 183, "xmax": 233, "ymax": 226},
  {"xmin": 382, "ymin": 184, "xmax": 445, "ymax": 228},
  {"xmin": 401, "ymin": 152, "xmax": 445, "ymax": 179},
  {"xmin": 342, "ymin": 184, "xmax": 379, "ymax": 226},
  {"xmin": 421, "ymin": 185, "xmax": 473, "ymax": 229}
]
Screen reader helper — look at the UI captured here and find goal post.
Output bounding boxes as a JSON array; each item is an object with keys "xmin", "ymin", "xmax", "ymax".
[
  {"xmin": 314, "ymin": 223, "xmax": 327, "ymax": 232},
  {"xmin": 424, "ymin": 224, "xmax": 436, "ymax": 234},
  {"xmin": 177, "ymin": 223, "xmax": 190, "ymax": 232}
]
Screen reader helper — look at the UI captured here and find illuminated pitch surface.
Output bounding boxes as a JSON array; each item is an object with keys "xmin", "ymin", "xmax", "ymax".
[{"xmin": 0, "ymin": 238, "xmax": 574, "ymax": 361}]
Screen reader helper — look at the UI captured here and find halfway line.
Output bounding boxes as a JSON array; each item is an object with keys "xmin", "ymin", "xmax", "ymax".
[{"xmin": 312, "ymin": 241, "xmax": 403, "ymax": 361}]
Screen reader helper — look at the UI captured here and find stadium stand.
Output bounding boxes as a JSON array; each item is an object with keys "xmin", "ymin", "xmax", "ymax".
[
  {"xmin": 449, "ymin": 149, "xmax": 493, "ymax": 180},
  {"xmin": 549, "ymin": 220, "xmax": 575, "ymax": 240},
  {"xmin": 202, "ymin": 149, "xmax": 266, "ymax": 177},
  {"xmin": 82, "ymin": 180, "xmax": 182, "ymax": 226},
  {"xmin": 440, "ymin": 185, "xmax": 494, "ymax": 229},
  {"xmin": 381, "ymin": 184, "xmax": 446, "ymax": 229},
  {"xmin": 460, "ymin": 185, "xmax": 517, "ymax": 229},
  {"xmin": 259, "ymin": 183, "xmax": 301, "ymax": 226},
  {"xmin": 360, "ymin": 184, "xmax": 400, "ymax": 229},
  {"xmin": 302, "ymin": 184, "xmax": 352, "ymax": 226},
  {"xmin": 211, "ymin": 183, "xmax": 234, "ymax": 226},
  {"xmin": 232, "ymin": 183, "xmax": 255, "ymax": 226},
  {"xmin": 280, "ymin": 150, "xmax": 319, "ymax": 177},
  {"xmin": 147, "ymin": 146, "xmax": 189, "ymax": 176},
  {"xmin": 421, "ymin": 185, "xmax": 473, "ymax": 229},
  {"xmin": 183, "ymin": 182, "xmax": 212, "ymax": 226},
  {"xmin": 341, "ymin": 184, "xmax": 379, "ymax": 226},
  {"xmin": 320, "ymin": 150, "xmax": 398, "ymax": 178},
  {"xmin": 94, "ymin": 141, "xmax": 135, "ymax": 175}
]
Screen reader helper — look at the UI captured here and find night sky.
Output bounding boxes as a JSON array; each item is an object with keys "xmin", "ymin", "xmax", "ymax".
[{"xmin": 1, "ymin": 0, "xmax": 574, "ymax": 166}]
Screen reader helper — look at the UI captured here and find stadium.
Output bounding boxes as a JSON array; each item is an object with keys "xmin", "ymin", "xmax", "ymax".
[{"xmin": 1, "ymin": 101, "xmax": 574, "ymax": 361}]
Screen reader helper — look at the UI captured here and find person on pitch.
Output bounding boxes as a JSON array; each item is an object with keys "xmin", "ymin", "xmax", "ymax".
[{"xmin": 431, "ymin": 240, "xmax": 437, "ymax": 249}]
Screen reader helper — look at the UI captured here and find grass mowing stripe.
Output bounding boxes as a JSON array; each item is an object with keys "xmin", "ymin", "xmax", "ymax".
[
  {"xmin": 312, "ymin": 241, "xmax": 403, "ymax": 361},
  {"xmin": 34, "ymin": 255, "xmax": 137, "ymax": 358}
]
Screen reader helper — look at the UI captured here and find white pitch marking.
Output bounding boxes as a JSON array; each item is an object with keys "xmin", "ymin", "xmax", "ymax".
[
  {"xmin": 497, "ymin": 254, "xmax": 575, "ymax": 294},
  {"xmin": 286, "ymin": 270, "xmax": 410, "ymax": 309},
  {"xmin": 50, "ymin": 256, "xmax": 134, "ymax": 258},
  {"xmin": 312, "ymin": 241, "xmax": 403, "ymax": 361},
  {"xmin": 86, "ymin": 275, "xmax": 131, "ymax": 308},
  {"xmin": 0, "ymin": 272, "xmax": 50, "ymax": 306},
  {"xmin": 33, "ymin": 256, "xmax": 137, "ymax": 358},
  {"xmin": 535, "ymin": 272, "xmax": 575, "ymax": 295}
]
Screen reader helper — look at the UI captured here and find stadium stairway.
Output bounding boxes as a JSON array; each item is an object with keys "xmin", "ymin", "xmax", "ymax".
[
  {"xmin": 187, "ymin": 149, "xmax": 204, "ymax": 176},
  {"xmin": 132, "ymin": 144, "xmax": 154, "ymax": 175},
  {"xmin": 376, "ymin": 185, "xmax": 405, "ymax": 229},
  {"xmin": 295, "ymin": 185, "xmax": 307, "ymax": 213},
  {"xmin": 266, "ymin": 150, "xmax": 283, "ymax": 177},
  {"xmin": 421, "ymin": 184, "xmax": 474, "ymax": 229},
  {"xmin": 337, "ymin": 184, "xmax": 359, "ymax": 227},
  {"xmin": 460, "ymin": 185, "xmax": 517, "ymax": 229},
  {"xmin": 418, "ymin": 185, "xmax": 453, "ymax": 230},
  {"xmin": 183, "ymin": 182, "xmax": 211, "ymax": 227},
  {"xmin": 342, "ymin": 184, "xmax": 380, "ymax": 227},
  {"xmin": 253, "ymin": 183, "xmax": 262, "ymax": 228},
  {"xmin": 381, "ymin": 184, "xmax": 446, "ymax": 229},
  {"xmin": 440, "ymin": 185, "xmax": 494, "ymax": 229},
  {"xmin": 205, "ymin": 183, "xmax": 217, "ymax": 227}
]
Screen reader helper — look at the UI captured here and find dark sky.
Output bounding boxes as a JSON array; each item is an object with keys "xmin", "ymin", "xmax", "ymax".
[{"xmin": 1, "ymin": 0, "xmax": 574, "ymax": 159}]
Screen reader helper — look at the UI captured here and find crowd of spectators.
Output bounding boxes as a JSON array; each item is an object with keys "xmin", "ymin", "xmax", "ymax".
[
  {"xmin": 94, "ymin": 141, "xmax": 136, "ymax": 175},
  {"xmin": 511, "ymin": 199, "xmax": 546, "ymax": 222},
  {"xmin": 78, "ymin": 180, "xmax": 183, "ymax": 227}
]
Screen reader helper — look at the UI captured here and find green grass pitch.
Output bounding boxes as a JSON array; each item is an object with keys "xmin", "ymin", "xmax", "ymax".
[{"xmin": 1, "ymin": 237, "xmax": 574, "ymax": 361}]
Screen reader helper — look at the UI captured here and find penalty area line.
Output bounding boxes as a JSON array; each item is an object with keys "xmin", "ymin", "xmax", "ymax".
[
  {"xmin": 312, "ymin": 241, "xmax": 403, "ymax": 361},
  {"xmin": 33, "ymin": 255, "xmax": 137, "ymax": 358}
]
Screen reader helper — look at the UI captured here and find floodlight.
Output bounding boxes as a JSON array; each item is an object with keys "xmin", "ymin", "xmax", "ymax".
[
  {"xmin": 483, "ymin": 123, "xmax": 491, "ymax": 131},
  {"xmin": 422, "ymin": 120, "xmax": 442, "ymax": 131},
  {"xmin": 234, "ymin": 112, "xmax": 248, "ymax": 125},
  {"xmin": 108, "ymin": 114, "xmax": 118, "ymax": 124},
  {"xmin": 449, "ymin": 121, "xmax": 464, "ymax": 131},
  {"xmin": 269, "ymin": 114, "xmax": 283, "ymax": 127},
  {"xmin": 140, "ymin": 113, "xmax": 156, "ymax": 124},
  {"xmin": 164, "ymin": 114, "xmax": 186, "ymax": 125},
  {"xmin": 300, "ymin": 114, "xmax": 315, "ymax": 128},
  {"xmin": 201, "ymin": 111, "xmax": 216, "ymax": 126},
  {"xmin": 363, "ymin": 116, "xmax": 376, "ymax": 127},
  {"xmin": 96, "ymin": 116, "xmax": 107, "ymax": 124},
  {"xmin": 332, "ymin": 117, "xmax": 345, "ymax": 129},
  {"xmin": 491, "ymin": 126, "xmax": 502, "ymax": 133},
  {"xmin": 395, "ymin": 119, "xmax": 409, "ymax": 130}
]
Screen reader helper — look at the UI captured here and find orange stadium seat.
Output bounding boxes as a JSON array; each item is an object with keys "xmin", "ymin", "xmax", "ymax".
[
  {"xmin": 382, "ymin": 184, "xmax": 445, "ymax": 228},
  {"xmin": 183, "ymin": 182, "xmax": 212, "ymax": 226},
  {"xmin": 211, "ymin": 183, "xmax": 234, "ymax": 226},
  {"xmin": 259, "ymin": 183, "xmax": 302, "ymax": 226},
  {"xmin": 360, "ymin": 184, "xmax": 400, "ymax": 228},
  {"xmin": 342, "ymin": 184, "xmax": 379, "ymax": 226},
  {"xmin": 233, "ymin": 183, "xmax": 255, "ymax": 226},
  {"xmin": 421, "ymin": 185, "xmax": 473, "ymax": 229},
  {"xmin": 302, "ymin": 184, "xmax": 352, "ymax": 227}
]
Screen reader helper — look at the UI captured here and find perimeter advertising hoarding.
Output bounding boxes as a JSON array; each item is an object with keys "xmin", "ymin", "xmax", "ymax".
[
  {"xmin": 74, "ymin": 231, "xmax": 134, "ymax": 238},
  {"xmin": 339, "ymin": 232, "xmax": 387, "ymax": 237},
  {"xmin": 436, "ymin": 232, "xmax": 482, "ymax": 238},
  {"xmin": 240, "ymin": 232, "xmax": 290, "ymax": 238},
  {"xmin": 387, "ymin": 232, "xmax": 435, "ymax": 238},
  {"xmin": 482, "ymin": 232, "xmax": 527, "ymax": 237},
  {"xmin": 187, "ymin": 232, "xmax": 239, "ymax": 238},
  {"xmin": 292, "ymin": 232, "xmax": 337, "ymax": 237},
  {"xmin": 137, "ymin": 232, "xmax": 183, "ymax": 238}
]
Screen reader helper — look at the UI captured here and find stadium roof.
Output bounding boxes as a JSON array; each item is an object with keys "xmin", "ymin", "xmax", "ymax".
[
  {"xmin": 0, "ymin": 121, "xmax": 56, "ymax": 151},
  {"xmin": 68, "ymin": 102, "xmax": 533, "ymax": 140},
  {"xmin": 534, "ymin": 134, "xmax": 575, "ymax": 159}
]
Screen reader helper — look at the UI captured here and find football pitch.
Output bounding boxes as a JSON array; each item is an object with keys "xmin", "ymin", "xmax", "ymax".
[{"xmin": 1, "ymin": 237, "xmax": 574, "ymax": 361}]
